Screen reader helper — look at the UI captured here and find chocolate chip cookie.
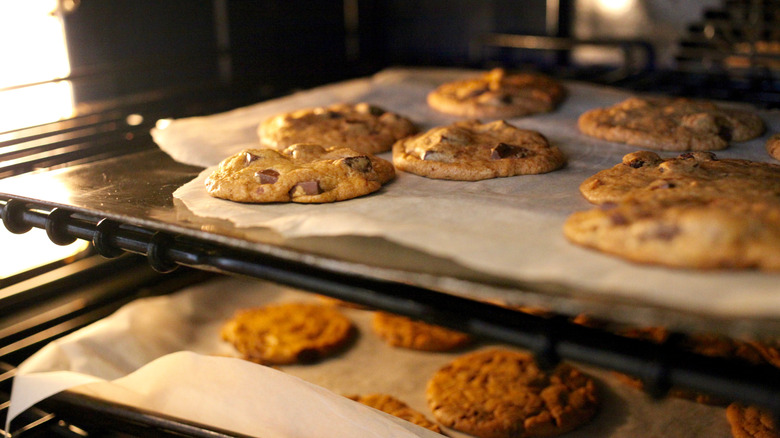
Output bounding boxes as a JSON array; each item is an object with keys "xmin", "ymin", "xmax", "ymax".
[
  {"xmin": 578, "ymin": 96, "xmax": 764, "ymax": 151},
  {"xmin": 578, "ymin": 151, "xmax": 780, "ymax": 205},
  {"xmin": 726, "ymin": 403, "xmax": 779, "ymax": 438},
  {"xmin": 565, "ymin": 151, "xmax": 780, "ymax": 270},
  {"xmin": 259, "ymin": 102, "xmax": 417, "ymax": 154},
  {"xmin": 767, "ymin": 133, "xmax": 780, "ymax": 161},
  {"xmin": 426, "ymin": 349, "xmax": 599, "ymax": 438},
  {"xmin": 427, "ymin": 68, "xmax": 566, "ymax": 119},
  {"xmin": 392, "ymin": 119, "xmax": 566, "ymax": 180},
  {"xmin": 221, "ymin": 302, "xmax": 355, "ymax": 365},
  {"xmin": 371, "ymin": 312, "xmax": 471, "ymax": 352},
  {"xmin": 346, "ymin": 394, "xmax": 442, "ymax": 433},
  {"xmin": 564, "ymin": 197, "xmax": 780, "ymax": 270},
  {"xmin": 206, "ymin": 144, "xmax": 395, "ymax": 203}
]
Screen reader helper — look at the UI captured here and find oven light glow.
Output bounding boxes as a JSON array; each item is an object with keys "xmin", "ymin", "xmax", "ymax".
[
  {"xmin": 0, "ymin": 0, "xmax": 74, "ymax": 134},
  {"xmin": 0, "ymin": 228, "xmax": 89, "ymax": 279},
  {"xmin": 595, "ymin": 0, "xmax": 635, "ymax": 16}
]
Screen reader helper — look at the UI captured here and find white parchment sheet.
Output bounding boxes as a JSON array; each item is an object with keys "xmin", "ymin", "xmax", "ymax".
[
  {"xmin": 9, "ymin": 276, "xmax": 733, "ymax": 437},
  {"xmin": 154, "ymin": 68, "xmax": 780, "ymax": 319}
]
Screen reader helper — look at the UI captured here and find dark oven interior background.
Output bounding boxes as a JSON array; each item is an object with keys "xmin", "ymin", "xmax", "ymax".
[{"xmin": 61, "ymin": 0, "xmax": 780, "ymax": 110}]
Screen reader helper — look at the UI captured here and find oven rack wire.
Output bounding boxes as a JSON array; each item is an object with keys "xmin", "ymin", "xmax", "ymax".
[{"xmin": 1, "ymin": 197, "xmax": 779, "ymax": 427}]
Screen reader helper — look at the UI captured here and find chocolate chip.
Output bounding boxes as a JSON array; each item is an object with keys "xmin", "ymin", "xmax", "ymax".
[
  {"xmin": 499, "ymin": 94, "xmax": 513, "ymax": 104},
  {"xmin": 245, "ymin": 152, "xmax": 261, "ymax": 165},
  {"xmin": 421, "ymin": 150, "xmax": 451, "ymax": 161},
  {"xmin": 255, "ymin": 169, "xmax": 279, "ymax": 184},
  {"xmin": 609, "ymin": 212, "xmax": 629, "ymax": 225},
  {"xmin": 342, "ymin": 156, "xmax": 372, "ymax": 172},
  {"xmin": 289, "ymin": 180, "xmax": 321, "ymax": 197},
  {"xmin": 326, "ymin": 110, "xmax": 343, "ymax": 119},
  {"xmin": 366, "ymin": 105, "xmax": 385, "ymax": 116},
  {"xmin": 491, "ymin": 142, "xmax": 529, "ymax": 159},
  {"xmin": 625, "ymin": 158, "xmax": 646, "ymax": 168},
  {"xmin": 650, "ymin": 180, "xmax": 676, "ymax": 190},
  {"xmin": 654, "ymin": 224, "xmax": 680, "ymax": 241}
]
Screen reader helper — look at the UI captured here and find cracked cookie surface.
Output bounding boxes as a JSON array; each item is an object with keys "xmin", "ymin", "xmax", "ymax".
[
  {"xmin": 727, "ymin": 403, "xmax": 780, "ymax": 438},
  {"xmin": 258, "ymin": 102, "xmax": 417, "ymax": 154},
  {"xmin": 427, "ymin": 68, "xmax": 566, "ymax": 119},
  {"xmin": 578, "ymin": 96, "xmax": 764, "ymax": 151},
  {"xmin": 426, "ymin": 349, "xmax": 599, "ymax": 438},
  {"xmin": 206, "ymin": 144, "xmax": 395, "ymax": 203},
  {"xmin": 392, "ymin": 119, "xmax": 566, "ymax": 180},
  {"xmin": 565, "ymin": 151, "xmax": 780, "ymax": 270},
  {"xmin": 221, "ymin": 302, "xmax": 354, "ymax": 365}
]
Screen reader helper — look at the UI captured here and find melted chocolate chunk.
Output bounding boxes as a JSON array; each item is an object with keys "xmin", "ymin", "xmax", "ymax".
[
  {"xmin": 342, "ymin": 156, "xmax": 372, "ymax": 172},
  {"xmin": 421, "ymin": 150, "xmax": 451, "ymax": 161},
  {"xmin": 625, "ymin": 158, "xmax": 646, "ymax": 168},
  {"xmin": 490, "ymin": 142, "xmax": 529, "ymax": 159},
  {"xmin": 609, "ymin": 212, "xmax": 629, "ymax": 225},
  {"xmin": 255, "ymin": 169, "xmax": 280, "ymax": 184},
  {"xmin": 245, "ymin": 152, "xmax": 261, "ymax": 166},
  {"xmin": 289, "ymin": 180, "xmax": 321, "ymax": 197}
]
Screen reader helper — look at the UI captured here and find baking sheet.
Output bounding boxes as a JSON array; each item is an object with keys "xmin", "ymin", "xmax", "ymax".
[
  {"xmin": 153, "ymin": 67, "xmax": 780, "ymax": 320},
  {"xmin": 9, "ymin": 276, "xmax": 733, "ymax": 437}
]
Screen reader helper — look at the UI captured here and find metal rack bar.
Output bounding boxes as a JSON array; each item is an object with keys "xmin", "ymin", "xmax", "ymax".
[{"xmin": 1, "ymin": 197, "xmax": 779, "ymax": 419}]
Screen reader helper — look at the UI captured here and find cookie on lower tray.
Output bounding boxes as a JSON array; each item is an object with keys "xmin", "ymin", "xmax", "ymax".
[
  {"xmin": 726, "ymin": 403, "xmax": 779, "ymax": 438},
  {"xmin": 258, "ymin": 102, "xmax": 417, "ymax": 154},
  {"xmin": 206, "ymin": 143, "xmax": 395, "ymax": 203},
  {"xmin": 767, "ymin": 133, "xmax": 780, "ymax": 161},
  {"xmin": 578, "ymin": 96, "xmax": 764, "ymax": 151},
  {"xmin": 426, "ymin": 348, "xmax": 599, "ymax": 438},
  {"xmin": 610, "ymin": 327, "xmax": 774, "ymax": 405},
  {"xmin": 346, "ymin": 394, "xmax": 442, "ymax": 433},
  {"xmin": 427, "ymin": 68, "xmax": 566, "ymax": 119},
  {"xmin": 392, "ymin": 119, "xmax": 566, "ymax": 180},
  {"xmin": 371, "ymin": 312, "xmax": 471, "ymax": 352},
  {"xmin": 221, "ymin": 302, "xmax": 355, "ymax": 365}
]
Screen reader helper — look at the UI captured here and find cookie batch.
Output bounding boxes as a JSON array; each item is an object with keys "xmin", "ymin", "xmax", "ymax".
[{"xmin": 219, "ymin": 298, "xmax": 779, "ymax": 437}]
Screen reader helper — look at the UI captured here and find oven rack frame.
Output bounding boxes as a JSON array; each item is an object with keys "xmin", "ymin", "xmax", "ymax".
[{"xmin": 2, "ymin": 196, "xmax": 779, "ymax": 424}]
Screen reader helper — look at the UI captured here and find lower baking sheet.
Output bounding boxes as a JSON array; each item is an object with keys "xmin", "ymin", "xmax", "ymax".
[{"xmin": 10, "ymin": 276, "xmax": 733, "ymax": 437}]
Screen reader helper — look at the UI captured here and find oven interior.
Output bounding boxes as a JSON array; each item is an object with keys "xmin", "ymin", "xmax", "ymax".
[{"xmin": 2, "ymin": 0, "xmax": 779, "ymax": 436}]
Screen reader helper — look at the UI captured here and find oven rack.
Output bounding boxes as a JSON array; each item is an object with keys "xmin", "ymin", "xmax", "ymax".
[{"xmin": 2, "ymin": 196, "xmax": 779, "ymax": 423}]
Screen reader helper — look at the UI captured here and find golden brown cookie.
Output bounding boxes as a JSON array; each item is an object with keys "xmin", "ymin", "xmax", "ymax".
[
  {"xmin": 566, "ymin": 151, "xmax": 780, "ymax": 270},
  {"xmin": 205, "ymin": 144, "xmax": 395, "ymax": 203},
  {"xmin": 427, "ymin": 68, "xmax": 566, "ymax": 119},
  {"xmin": 258, "ymin": 102, "xmax": 417, "ymax": 154},
  {"xmin": 578, "ymin": 151, "xmax": 780, "ymax": 205},
  {"xmin": 221, "ymin": 302, "xmax": 355, "ymax": 365},
  {"xmin": 578, "ymin": 96, "xmax": 764, "ymax": 151},
  {"xmin": 767, "ymin": 134, "xmax": 780, "ymax": 161},
  {"xmin": 564, "ymin": 197, "xmax": 780, "ymax": 270},
  {"xmin": 371, "ymin": 312, "xmax": 471, "ymax": 352},
  {"xmin": 426, "ymin": 349, "xmax": 599, "ymax": 438},
  {"xmin": 726, "ymin": 403, "xmax": 780, "ymax": 438},
  {"xmin": 346, "ymin": 394, "xmax": 442, "ymax": 433},
  {"xmin": 392, "ymin": 119, "xmax": 566, "ymax": 180}
]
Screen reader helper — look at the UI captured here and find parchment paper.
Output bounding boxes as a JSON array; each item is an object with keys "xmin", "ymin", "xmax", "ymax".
[
  {"xmin": 152, "ymin": 68, "xmax": 780, "ymax": 320},
  {"xmin": 9, "ymin": 276, "xmax": 732, "ymax": 437}
]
